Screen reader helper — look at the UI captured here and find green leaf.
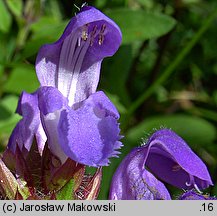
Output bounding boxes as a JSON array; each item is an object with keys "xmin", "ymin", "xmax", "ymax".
[
  {"xmin": 101, "ymin": 45, "xmax": 133, "ymax": 106},
  {"xmin": 0, "ymin": 95, "xmax": 21, "ymax": 136},
  {"xmin": 3, "ymin": 64, "xmax": 39, "ymax": 94},
  {"xmin": 0, "ymin": 0, "xmax": 12, "ymax": 33},
  {"xmin": 22, "ymin": 38, "xmax": 52, "ymax": 58},
  {"xmin": 95, "ymin": 0, "xmax": 107, "ymax": 8},
  {"xmin": 0, "ymin": 95, "xmax": 20, "ymax": 150},
  {"xmin": 30, "ymin": 18, "xmax": 68, "ymax": 40},
  {"xmin": 182, "ymin": 0, "xmax": 201, "ymax": 4},
  {"xmin": 0, "ymin": 33, "xmax": 16, "ymax": 62},
  {"xmin": 136, "ymin": 0, "xmax": 154, "ymax": 8},
  {"xmin": 56, "ymin": 179, "xmax": 74, "ymax": 200},
  {"xmin": 30, "ymin": 17, "xmax": 62, "ymax": 33},
  {"xmin": 105, "ymin": 8, "xmax": 176, "ymax": 44},
  {"xmin": 0, "ymin": 94, "xmax": 18, "ymax": 113},
  {"xmin": 6, "ymin": 0, "xmax": 23, "ymax": 17},
  {"xmin": 48, "ymin": 0, "xmax": 62, "ymax": 21},
  {"xmin": 126, "ymin": 114, "xmax": 217, "ymax": 148},
  {"xmin": 0, "ymin": 64, "xmax": 3, "ymax": 77},
  {"xmin": 213, "ymin": 184, "xmax": 217, "ymax": 197},
  {"xmin": 22, "ymin": 18, "xmax": 68, "ymax": 57}
]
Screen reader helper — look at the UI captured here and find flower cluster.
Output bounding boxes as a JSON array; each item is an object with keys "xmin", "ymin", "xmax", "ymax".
[{"xmin": 0, "ymin": 6, "xmax": 215, "ymax": 200}]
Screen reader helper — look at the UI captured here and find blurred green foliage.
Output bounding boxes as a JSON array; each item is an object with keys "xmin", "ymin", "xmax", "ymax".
[{"xmin": 0, "ymin": 0, "xmax": 217, "ymax": 199}]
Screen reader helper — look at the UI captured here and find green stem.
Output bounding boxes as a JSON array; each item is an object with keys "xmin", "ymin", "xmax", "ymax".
[{"xmin": 126, "ymin": 8, "xmax": 217, "ymax": 118}]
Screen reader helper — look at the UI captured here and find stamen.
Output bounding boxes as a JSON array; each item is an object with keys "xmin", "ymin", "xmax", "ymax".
[
  {"xmin": 78, "ymin": 37, "xmax": 81, "ymax": 47},
  {"xmin": 81, "ymin": 2, "xmax": 88, "ymax": 8},
  {"xmin": 98, "ymin": 24, "xmax": 106, "ymax": 45},
  {"xmin": 92, "ymin": 25, "xmax": 97, "ymax": 36},
  {"xmin": 185, "ymin": 174, "xmax": 194, "ymax": 187},
  {"xmin": 68, "ymin": 37, "xmax": 90, "ymax": 105},
  {"xmin": 98, "ymin": 35, "xmax": 104, "ymax": 45},
  {"xmin": 69, "ymin": 39, "xmax": 86, "ymax": 72},
  {"xmin": 143, "ymin": 144, "xmax": 153, "ymax": 166},
  {"xmin": 194, "ymin": 183, "xmax": 203, "ymax": 194},
  {"xmin": 185, "ymin": 181, "xmax": 191, "ymax": 187},
  {"xmin": 90, "ymin": 25, "xmax": 98, "ymax": 46},
  {"xmin": 58, "ymin": 31, "xmax": 79, "ymax": 96},
  {"xmin": 100, "ymin": 24, "xmax": 106, "ymax": 34},
  {"xmin": 81, "ymin": 24, "xmax": 89, "ymax": 41},
  {"xmin": 58, "ymin": 23, "xmax": 108, "ymax": 105},
  {"xmin": 172, "ymin": 164, "xmax": 181, "ymax": 172}
]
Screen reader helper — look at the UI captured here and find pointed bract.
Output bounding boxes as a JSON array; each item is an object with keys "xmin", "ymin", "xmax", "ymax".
[
  {"xmin": 0, "ymin": 158, "xmax": 18, "ymax": 199},
  {"xmin": 75, "ymin": 167, "xmax": 102, "ymax": 200}
]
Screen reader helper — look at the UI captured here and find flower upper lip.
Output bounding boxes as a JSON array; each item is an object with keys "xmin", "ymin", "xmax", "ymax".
[
  {"xmin": 143, "ymin": 129, "xmax": 213, "ymax": 189},
  {"xmin": 35, "ymin": 6, "xmax": 122, "ymax": 107}
]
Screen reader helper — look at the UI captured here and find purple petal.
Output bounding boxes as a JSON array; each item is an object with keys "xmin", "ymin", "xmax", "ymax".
[
  {"xmin": 36, "ymin": 6, "xmax": 122, "ymax": 106},
  {"xmin": 37, "ymin": 86, "xmax": 69, "ymax": 163},
  {"xmin": 144, "ymin": 129, "xmax": 213, "ymax": 190},
  {"xmin": 58, "ymin": 91, "xmax": 122, "ymax": 166},
  {"xmin": 8, "ymin": 91, "xmax": 46, "ymax": 154},
  {"xmin": 109, "ymin": 148, "xmax": 171, "ymax": 200},
  {"xmin": 179, "ymin": 190, "xmax": 217, "ymax": 200},
  {"xmin": 37, "ymin": 86, "xmax": 68, "ymax": 115}
]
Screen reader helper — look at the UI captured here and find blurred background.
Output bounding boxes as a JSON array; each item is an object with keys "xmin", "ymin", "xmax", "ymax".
[{"xmin": 0, "ymin": 0, "xmax": 217, "ymax": 199}]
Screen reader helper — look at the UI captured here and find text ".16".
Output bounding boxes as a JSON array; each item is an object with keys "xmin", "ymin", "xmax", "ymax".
[{"xmin": 201, "ymin": 203, "xmax": 214, "ymax": 212}]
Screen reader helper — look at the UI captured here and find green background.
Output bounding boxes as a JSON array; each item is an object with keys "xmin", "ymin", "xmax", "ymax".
[{"xmin": 0, "ymin": 0, "xmax": 217, "ymax": 199}]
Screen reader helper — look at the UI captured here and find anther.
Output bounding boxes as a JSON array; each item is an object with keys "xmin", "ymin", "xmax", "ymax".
[
  {"xmin": 194, "ymin": 183, "xmax": 203, "ymax": 194},
  {"xmin": 185, "ymin": 181, "xmax": 191, "ymax": 187},
  {"xmin": 81, "ymin": 2, "xmax": 88, "ymax": 8},
  {"xmin": 98, "ymin": 34, "xmax": 104, "ymax": 45},
  {"xmin": 81, "ymin": 25, "xmax": 88, "ymax": 41},
  {"xmin": 81, "ymin": 31, "xmax": 88, "ymax": 41},
  {"xmin": 100, "ymin": 24, "xmax": 106, "ymax": 34},
  {"xmin": 91, "ymin": 25, "xmax": 97, "ymax": 37},
  {"xmin": 98, "ymin": 24, "xmax": 106, "ymax": 45},
  {"xmin": 172, "ymin": 164, "xmax": 181, "ymax": 172},
  {"xmin": 90, "ymin": 25, "xmax": 98, "ymax": 46},
  {"xmin": 186, "ymin": 174, "xmax": 194, "ymax": 187}
]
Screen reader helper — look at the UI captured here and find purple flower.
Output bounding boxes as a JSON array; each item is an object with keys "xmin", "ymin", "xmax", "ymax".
[
  {"xmin": 7, "ymin": 6, "xmax": 122, "ymax": 167},
  {"xmin": 144, "ymin": 129, "xmax": 213, "ymax": 190},
  {"xmin": 109, "ymin": 148, "xmax": 171, "ymax": 200},
  {"xmin": 109, "ymin": 129, "xmax": 213, "ymax": 200},
  {"xmin": 179, "ymin": 190, "xmax": 217, "ymax": 200}
]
